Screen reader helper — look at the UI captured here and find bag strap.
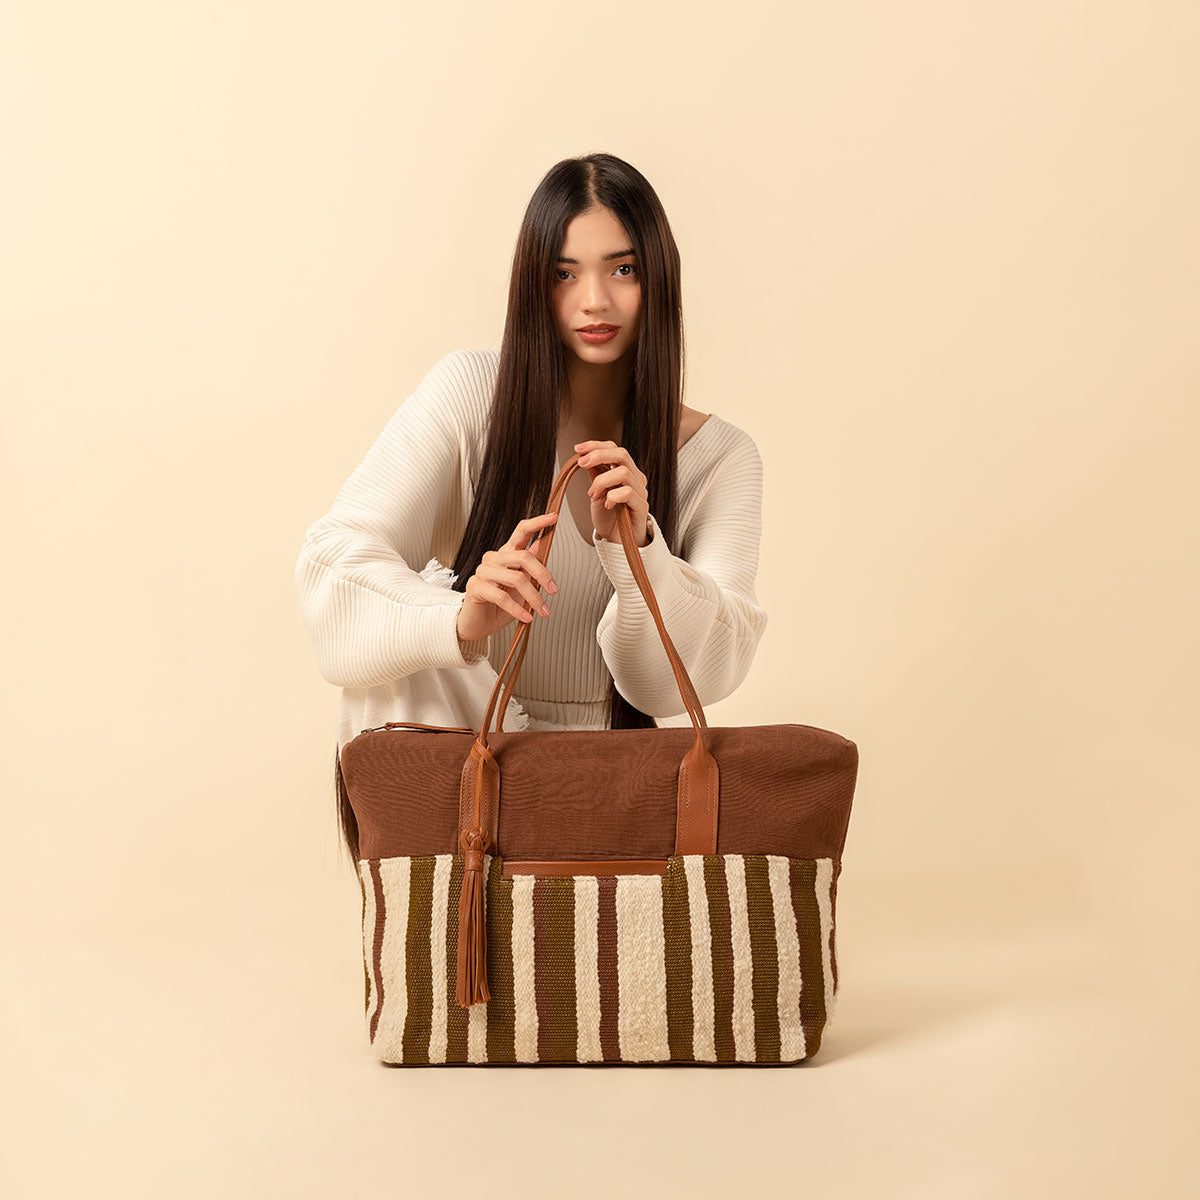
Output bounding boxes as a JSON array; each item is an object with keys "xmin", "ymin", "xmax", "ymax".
[
  {"xmin": 454, "ymin": 452, "xmax": 720, "ymax": 1007},
  {"xmin": 491, "ymin": 454, "xmax": 707, "ymax": 734}
]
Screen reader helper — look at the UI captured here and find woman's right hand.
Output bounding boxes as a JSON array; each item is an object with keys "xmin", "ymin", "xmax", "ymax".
[{"xmin": 455, "ymin": 512, "xmax": 561, "ymax": 644}]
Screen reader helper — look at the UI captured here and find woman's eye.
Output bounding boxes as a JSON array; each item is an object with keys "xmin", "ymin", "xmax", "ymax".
[{"xmin": 553, "ymin": 264, "xmax": 637, "ymax": 282}]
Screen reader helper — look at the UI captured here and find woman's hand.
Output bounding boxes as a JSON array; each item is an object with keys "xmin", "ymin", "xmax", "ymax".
[
  {"xmin": 455, "ymin": 512, "xmax": 560, "ymax": 644},
  {"xmin": 574, "ymin": 440, "xmax": 652, "ymax": 547}
]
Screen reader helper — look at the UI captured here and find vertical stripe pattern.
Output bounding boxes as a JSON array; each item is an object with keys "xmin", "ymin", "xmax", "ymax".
[{"xmin": 356, "ymin": 852, "xmax": 840, "ymax": 1065}]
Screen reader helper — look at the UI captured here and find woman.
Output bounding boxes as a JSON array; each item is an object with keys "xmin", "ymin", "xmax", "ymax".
[{"xmin": 295, "ymin": 152, "xmax": 768, "ymax": 862}]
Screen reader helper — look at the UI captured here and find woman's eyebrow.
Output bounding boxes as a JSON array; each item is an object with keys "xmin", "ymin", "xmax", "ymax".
[{"xmin": 555, "ymin": 248, "xmax": 636, "ymax": 264}]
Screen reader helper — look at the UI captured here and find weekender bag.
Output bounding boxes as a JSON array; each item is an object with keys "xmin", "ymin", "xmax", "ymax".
[{"xmin": 337, "ymin": 451, "xmax": 859, "ymax": 1066}]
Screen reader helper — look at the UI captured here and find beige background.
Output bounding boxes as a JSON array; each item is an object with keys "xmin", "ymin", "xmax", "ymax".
[{"xmin": 3, "ymin": 2, "xmax": 1196, "ymax": 1197}]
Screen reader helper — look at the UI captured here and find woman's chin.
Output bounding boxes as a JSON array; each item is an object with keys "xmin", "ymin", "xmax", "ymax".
[{"xmin": 564, "ymin": 335, "xmax": 634, "ymax": 362}]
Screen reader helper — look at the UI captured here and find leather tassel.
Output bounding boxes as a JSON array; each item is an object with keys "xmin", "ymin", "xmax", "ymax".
[{"xmin": 455, "ymin": 826, "xmax": 491, "ymax": 1007}]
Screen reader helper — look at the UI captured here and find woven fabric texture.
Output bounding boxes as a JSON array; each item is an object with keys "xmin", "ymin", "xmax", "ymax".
[{"xmin": 358, "ymin": 852, "xmax": 839, "ymax": 1065}]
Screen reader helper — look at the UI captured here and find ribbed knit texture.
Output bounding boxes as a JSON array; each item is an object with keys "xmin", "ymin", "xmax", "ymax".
[{"xmin": 294, "ymin": 348, "xmax": 768, "ymax": 748}]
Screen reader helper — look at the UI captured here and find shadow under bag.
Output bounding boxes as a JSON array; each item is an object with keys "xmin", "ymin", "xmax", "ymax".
[{"xmin": 337, "ymin": 451, "xmax": 859, "ymax": 1066}]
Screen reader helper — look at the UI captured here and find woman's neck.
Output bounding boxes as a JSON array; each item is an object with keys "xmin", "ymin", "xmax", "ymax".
[{"xmin": 559, "ymin": 352, "xmax": 634, "ymax": 442}]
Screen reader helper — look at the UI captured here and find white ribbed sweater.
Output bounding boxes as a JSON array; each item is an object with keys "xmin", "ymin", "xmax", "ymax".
[{"xmin": 294, "ymin": 348, "xmax": 768, "ymax": 751}]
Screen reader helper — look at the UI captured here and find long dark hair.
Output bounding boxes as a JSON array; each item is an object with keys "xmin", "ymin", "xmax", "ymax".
[{"xmin": 335, "ymin": 152, "xmax": 688, "ymax": 864}]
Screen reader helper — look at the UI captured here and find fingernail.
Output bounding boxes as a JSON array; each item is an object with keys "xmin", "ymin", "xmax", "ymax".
[
  {"xmin": 547, "ymin": 581, "xmax": 558, "ymax": 593},
  {"xmin": 540, "ymin": 604, "xmax": 550, "ymax": 617}
]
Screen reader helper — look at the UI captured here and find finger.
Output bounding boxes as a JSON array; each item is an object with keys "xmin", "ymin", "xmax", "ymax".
[
  {"xmin": 480, "ymin": 563, "xmax": 552, "ymax": 615},
  {"xmin": 603, "ymin": 485, "xmax": 639, "ymax": 508},
  {"xmin": 516, "ymin": 548, "xmax": 558, "ymax": 593},
  {"xmin": 493, "ymin": 544, "xmax": 554, "ymax": 591},
  {"xmin": 501, "ymin": 511, "xmax": 559, "ymax": 551},
  {"xmin": 577, "ymin": 444, "xmax": 627, "ymax": 468},
  {"xmin": 586, "ymin": 464, "xmax": 630, "ymax": 493},
  {"xmin": 477, "ymin": 580, "xmax": 534, "ymax": 623}
]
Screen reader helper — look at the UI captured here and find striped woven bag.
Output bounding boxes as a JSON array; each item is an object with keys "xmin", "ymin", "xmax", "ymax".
[{"xmin": 338, "ymin": 451, "xmax": 858, "ymax": 1065}]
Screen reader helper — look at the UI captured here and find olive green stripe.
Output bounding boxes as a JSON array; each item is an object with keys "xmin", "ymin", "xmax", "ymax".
[
  {"xmin": 443, "ymin": 855, "xmax": 470, "ymax": 1063},
  {"xmin": 702, "ymin": 855, "xmax": 737, "ymax": 1061},
  {"xmin": 790, "ymin": 857, "xmax": 827, "ymax": 1058},
  {"xmin": 596, "ymin": 876, "xmax": 621, "ymax": 1060},
  {"xmin": 662, "ymin": 857, "xmax": 695, "ymax": 1061},
  {"xmin": 402, "ymin": 856, "xmax": 435, "ymax": 1063},
  {"xmin": 533, "ymin": 876, "xmax": 577, "ymax": 1062},
  {"xmin": 484, "ymin": 856, "xmax": 516, "ymax": 1063},
  {"xmin": 551, "ymin": 876, "xmax": 579, "ymax": 1061},
  {"xmin": 743, "ymin": 855, "xmax": 783, "ymax": 1063},
  {"xmin": 532, "ymin": 875, "xmax": 551, "ymax": 1059},
  {"xmin": 367, "ymin": 859, "xmax": 386, "ymax": 1045}
]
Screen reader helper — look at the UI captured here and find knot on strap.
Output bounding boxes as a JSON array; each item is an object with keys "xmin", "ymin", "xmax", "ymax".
[{"xmin": 459, "ymin": 825, "xmax": 491, "ymax": 872}]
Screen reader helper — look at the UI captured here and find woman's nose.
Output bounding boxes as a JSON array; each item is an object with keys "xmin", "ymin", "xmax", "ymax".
[{"xmin": 583, "ymin": 278, "xmax": 611, "ymax": 309}]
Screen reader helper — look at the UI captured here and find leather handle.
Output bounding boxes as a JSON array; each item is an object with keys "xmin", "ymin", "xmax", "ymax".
[{"xmin": 478, "ymin": 452, "xmax": 708, "ymax": 745}]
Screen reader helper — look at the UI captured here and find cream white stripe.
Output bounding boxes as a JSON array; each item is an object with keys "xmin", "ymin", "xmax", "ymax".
[
  {"xmin": 466, "ymin": 854, "xmax": 492, "ymax": 1063},
  {"xmin": 574, "ymin": 876, "xmax": 602, "ymax": 1063},
  {"xmin": 615, "ymin": 875, "xmax": 670, "ymax": 1061},
  {"xmin": 724, "ymin": 855, "xmax": 756, "ymax": 1062},
  {"xmin": 373, "ymin": 856, "xmax": 413, "ymax": 1061},
  {"xmin": 768, "ymin": 855, "xmax": 806, "ymax": 1062},
  {"xmin": 511, "ymin": 874, "xmax": 538, "ymax": 1062},
  {"xmin": 815, "ymin": 857, "xmax": 836, "ymax": 1026},
  {"xmin": 361, "ymin": 862, "xmax": 378, "ymax": 1037},
  {"xmin": 428, "ymin": 855, "xmax": 453, "ymax": 1062},
  {"xmin": 683, "ymin": 856, "xmax": 716, "ymax": 1061}
]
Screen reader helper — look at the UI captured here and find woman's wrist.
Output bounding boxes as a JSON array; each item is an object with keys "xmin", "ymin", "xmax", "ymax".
[{"xmin": 599, "ymin": 514, "xmax": 653, "ymax": 547}]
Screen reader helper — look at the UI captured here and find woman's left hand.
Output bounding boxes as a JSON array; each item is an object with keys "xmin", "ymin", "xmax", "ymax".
[{"xmin": 574, "ymin": 440, "xmax": 652, "ymax": 548}]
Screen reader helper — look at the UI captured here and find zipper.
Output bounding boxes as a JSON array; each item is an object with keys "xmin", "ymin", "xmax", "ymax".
[{"xmin": 359, "ymin": 720, "xmax": 477, "ymax": 735}]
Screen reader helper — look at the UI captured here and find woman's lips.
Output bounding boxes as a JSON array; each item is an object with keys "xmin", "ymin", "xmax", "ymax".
[{"xmin": 577, "ymin": 327, "xmax": 619, "ymax": 344}]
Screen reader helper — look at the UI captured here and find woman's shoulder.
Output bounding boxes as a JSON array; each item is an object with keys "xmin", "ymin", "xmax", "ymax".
[
  {"xmin": 416, "ymin": 346, "xmax": 500, "ymax": 400},
  {"xmin": 402, "ymin": 347, "xmax": 499, "ymax": 438},
  {"xmin": 681, "ymin": 410, "xmax": 763, "ymax": 474},
  {"xmin": 427, "ymin": 346, "xmax": 501, "ymax": 382}
]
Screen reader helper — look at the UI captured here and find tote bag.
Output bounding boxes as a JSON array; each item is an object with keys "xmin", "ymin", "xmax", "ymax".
[{"xmin": 337, "ymin": 451, "xmax": 859, "ymax": 1065}]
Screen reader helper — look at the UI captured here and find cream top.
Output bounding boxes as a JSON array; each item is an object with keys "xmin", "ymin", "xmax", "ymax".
[{"xmin": 294, "ymin": 348, "xmax": 768, "ymax": 750}]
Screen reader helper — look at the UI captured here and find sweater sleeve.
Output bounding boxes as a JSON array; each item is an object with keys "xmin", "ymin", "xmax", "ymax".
[
  {"xmin": 590, "ymin": 431, "xmax": 769, "ymax": 718},
  {"xmin": 294, "ymin": 350, "xmax": 493, "ymax": 689}
]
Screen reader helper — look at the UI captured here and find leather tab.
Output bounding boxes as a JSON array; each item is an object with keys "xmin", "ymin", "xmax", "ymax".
[{"xmin": 675, "ymin": 734, "xmax": 720, "ymax": 855}]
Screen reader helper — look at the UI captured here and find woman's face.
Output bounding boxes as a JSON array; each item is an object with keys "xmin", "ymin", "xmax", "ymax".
[{"xmin": 552, "ymin": 206, "xmax": 642, "ymax": 364}]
